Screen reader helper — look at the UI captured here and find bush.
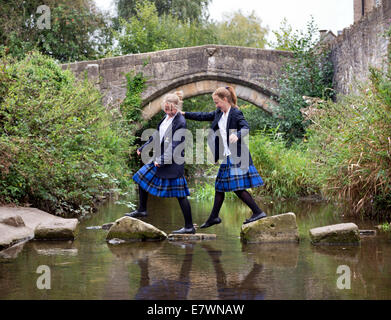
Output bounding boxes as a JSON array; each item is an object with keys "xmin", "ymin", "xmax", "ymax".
[
  {"xmin": 272, "ymin": 17, "xmax": 334, "ymax": 143},
  {"xmin": 0, "ymin": 51, "xmax": 133, "ymax": 217},
  {"xmin": 305, "ymin": 79, "xmax": 391, "ymax": 218},
  {"xmin": 250, "ymin": 129, "xmax": 319, "ymax": 198}
]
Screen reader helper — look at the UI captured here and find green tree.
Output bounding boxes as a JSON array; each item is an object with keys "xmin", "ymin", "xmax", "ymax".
[
  {"xmin": 115, "ymin": 1, "xmax": 217, "ymax": 54},
  {"xmin": 271, "ymin": 18, "xmax": 294, "ymax": 51},
  {"xmin": 0, "ymin": 0, "xmax": 112, "ymax": 62},
  {"xmin": 115, "ymin": 0, "xmax": 211, "ymax": 22},
  {"xmin": 214, "ymin": 10, "xmax": 268, "ymax": 48},
  {"xmin": 271, "ymin": 17, "xmax": 334, "ymax": 142}
]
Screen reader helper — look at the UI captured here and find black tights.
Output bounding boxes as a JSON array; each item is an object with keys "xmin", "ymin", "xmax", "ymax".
[
  {"xmin": 209, "ymin": 190, "xmax": 263, "ymax": 219},
  {"xmin": 137, "ymin": 187, "xmax": 193, "ymax": 228}
]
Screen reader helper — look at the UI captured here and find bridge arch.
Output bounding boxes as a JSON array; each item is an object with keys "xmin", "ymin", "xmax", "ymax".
[
  {"xmin": 142, "ymin": 77, "xmax": 278, "ymax": 119},
  {"xmin": 61, "ymin": 45, "xmax": 292, "ymax": 119}
]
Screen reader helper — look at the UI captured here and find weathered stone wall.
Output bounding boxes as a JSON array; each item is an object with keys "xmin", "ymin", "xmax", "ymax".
[
  {"xmin": 61, "ymin": 45, "xmax": 292, "ymax": 118},
  {"xmin": 331, "ymin": 1, "xmax": 391, "ymax": 95}
]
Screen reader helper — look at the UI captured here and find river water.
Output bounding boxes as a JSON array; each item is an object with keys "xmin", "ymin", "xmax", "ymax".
[{"xmin": 1, "ymin": 192, "xmax": 390, "ymax": 300}]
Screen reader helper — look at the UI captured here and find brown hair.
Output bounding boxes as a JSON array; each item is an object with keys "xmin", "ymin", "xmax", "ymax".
[
  {"xmin": 161, "ymin": 91, "xmax": 184, "ymax": 111},
  {"xmin": 212, "ymin": 86, "xmax": 238, "ymax": 107}
]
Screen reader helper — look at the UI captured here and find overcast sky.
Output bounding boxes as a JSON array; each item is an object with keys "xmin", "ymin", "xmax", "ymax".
[{"xmin": 94, "ymin": 0, "xmax": 354, "ymax": 40}]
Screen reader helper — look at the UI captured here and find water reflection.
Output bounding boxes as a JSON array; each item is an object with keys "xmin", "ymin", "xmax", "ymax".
[
  {"xmin": 242, "ymin": 243, "xmax": 299, "ymax": 269},
  {"xmin": 105, "ymin": 242, "xmax": 164, "ymax": 300},
  {"xmin": 105, "ymin": 241, "xmax": 270, "ymax": 300},
  {"xmin": 135, "ymin": 244, "xmax": 193, "ymax": 300},
  {"xmin": 201, "ymin": 243, "xmax": 265, "ymax": 300},
  {"xmin": 1, "ymin": 196, "xmax": 391, "ymax": 300},
  {"xmin": 0, "ymin": 241, "xmax": 26, "ymax": 260},
  {"xmin": 32, "ymin": 241, "xmax": 78, "ymax": 256}
]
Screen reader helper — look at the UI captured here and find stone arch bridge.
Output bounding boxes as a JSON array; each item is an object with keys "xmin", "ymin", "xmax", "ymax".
[{"xmin": 61, "ymin": 45, "xmax": 292, "ymax": 119}]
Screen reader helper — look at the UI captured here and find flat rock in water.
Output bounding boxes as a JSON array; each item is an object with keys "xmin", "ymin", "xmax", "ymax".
[
  {"xmin": 86, "ymin": 226, "xmax": 102, "ymax": 230},
  {"xmin": 167, "ymin": 233, "xmax": 217, "ymax": 241},
  {"xmin": 106, "ymin": 217, "xmax": 167, "ymax": 242},
  {"xmin": 0, "ymin": 207, "xmax": 82, "ymax": 250},
  {"xmin": 309, "ymin": 223, "xmax": 360, "ymax": 245},
  {"xmin": 35, "ymin": 219, "xmax": 79, "ymax": 240},
  {"xmin": 240, "ymin": 212, "xmax": 299, "ymax": 243},
  {"xmin": 359, "ymin": 229, "xmax": 376, "ymax": 236}
]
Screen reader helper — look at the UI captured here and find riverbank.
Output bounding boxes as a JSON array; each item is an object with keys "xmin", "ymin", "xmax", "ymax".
[{"xmin": 0, "ymin": 206, "xmax": 78, "ymax": 251}]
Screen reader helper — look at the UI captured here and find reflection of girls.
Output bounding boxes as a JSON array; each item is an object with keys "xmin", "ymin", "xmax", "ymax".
[
  {"xmin": 126, "ymin": 92, "xmax": 195, "ymax": 234},
  {"xmin": 201, "ymin": 244, "xmax": 265, "ymax": 300},
  {"xmin": 135, "ymin": 245, "xmax": 193, "ymax": 300},
  {"xmin": 183, "ymin": 86, "xmax": 267, "ymax": 228}
]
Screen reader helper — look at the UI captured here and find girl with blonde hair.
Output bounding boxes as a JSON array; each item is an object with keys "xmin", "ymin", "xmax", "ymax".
[{"xmin": 126, "ymin": 91, "xmax": 195, "ymax": 234}]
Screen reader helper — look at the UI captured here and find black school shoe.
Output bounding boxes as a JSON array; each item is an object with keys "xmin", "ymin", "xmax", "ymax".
[
  {"xmin": 243, "ymin": 212, "xmax": 267, "ymax": 224},
  {"xmin": 200, "ymin": 217, "xmax": 222, "ymax": 229},
  {"xmin": 124, "ymin": 210, "xmax": 148, "ymax": 218},
  {"xmin": 171, "ymin": 227, "xmax": 196, "ymax": 234}
]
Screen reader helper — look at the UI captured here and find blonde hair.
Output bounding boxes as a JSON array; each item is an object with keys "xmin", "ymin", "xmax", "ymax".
[
  {"xmin": 212, "ymin": 86, "xmax": 238, "ymax": 107},
  {"xmin": 161, "ymin": 91, "xmax": 184, "ymax": 111}
]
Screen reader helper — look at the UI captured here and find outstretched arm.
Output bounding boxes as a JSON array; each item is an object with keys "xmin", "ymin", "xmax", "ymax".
[{"xmin": 183, "ymin": 110, "xmax": 216, "ymax": 122}]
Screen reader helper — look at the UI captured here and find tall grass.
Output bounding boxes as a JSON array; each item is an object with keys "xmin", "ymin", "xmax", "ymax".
[
  {"xmin": 250, "ymin": 129, "xmax": 320, "ymax": 199},
  {"xmin": 193, "ymin": 181, "xmax": 236, "ymax": 201},
  {"xmin": 192, "ymin": 129, "xmax": 320, "ymax": 201},
  {"xmin": 305, "ymin": 76, "xmax": 391, "ymax": 218}
]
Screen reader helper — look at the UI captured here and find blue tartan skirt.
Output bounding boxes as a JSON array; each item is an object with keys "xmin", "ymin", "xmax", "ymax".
[
  {"xmin": 215, "ymin": 157, "xmax": 264, "ymax": 192},
  {"xmin": 132, "ymin": 162, "xmax": 190, "ymax": 198}
]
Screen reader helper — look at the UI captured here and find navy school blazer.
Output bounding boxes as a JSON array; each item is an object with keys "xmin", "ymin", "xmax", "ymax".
[
  {"xmin": 138, "ymin": 112, "xmax": 186, "ymax": 179},
  {"xmin": 184, "ymin": 107, "xmax": 253, "ymax": 166}
]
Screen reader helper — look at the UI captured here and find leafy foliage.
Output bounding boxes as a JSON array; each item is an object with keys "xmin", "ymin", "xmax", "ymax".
[
  {"xmin": 118, "ymin": 70, "xmax": 149, "ymax": 170},
  {"xmin": 115, "ymin": 2, "xmax": 269, "ymax": 55},
  {"xmin": 250, "ymin": 129, "xmax": 318, "ymax": 198},
  {"xmin": 304, "ymin": 65, "xmax": 391, "ymax": 219},
  {"xmin": 115, "ymin": 0, "xmax": 211, "ymax": 22},
  {"xmin": 214, "ymin": 10, "xmax": 268, "ymax": 48},
  {"xmin": 271, "ymin": 17, "xmax": 334, "ymax": 143},
  {"xmin": 0, "ymin": 51, "xmax": 133, "ymax": 217},
  {"xmin": 115, "ymin": 1, "xmax": 217, "ymax": 54},
  {"xmin": 0, "ymin": 0, "xmax": 112, "ymax": 62}
]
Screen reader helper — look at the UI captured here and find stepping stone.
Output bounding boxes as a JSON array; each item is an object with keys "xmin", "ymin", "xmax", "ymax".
[
  {"xmin": 106, "ymin": 217, "xmax": 167, "ymax": 242},
  {"xmin": 240, "ymin": 212, "xmax": 299, "ymax": 243},
  {"xmin": 309, "ymin": 223, "xmax": 360, "ymax": 245},
  {"xmin": 167, "ymin": 233, "xmax": 217, "ymax": 241},
  {"xmin": 359, "ymin": 229, "xmax": 376, "ymax": 236},
  {"xmin": 35, "ymin": 219, "xmax": 79, "ymax": 240}
]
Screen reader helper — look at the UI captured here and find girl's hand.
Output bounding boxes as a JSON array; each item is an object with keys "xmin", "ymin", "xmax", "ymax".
[
  {"xmin": 229, "ymin": 134, "xmax": 239, "ymax": 144},
  {"xmin": 180, "ymin": 111, "xmax": 185, "ymax": 115},
  {"xmin": 137, "ymin": 149, "xmax": 141, "ymax": 156},
  {"xmin": 154, "ymin": 161, "xmax": 160, "ymax": 167}
]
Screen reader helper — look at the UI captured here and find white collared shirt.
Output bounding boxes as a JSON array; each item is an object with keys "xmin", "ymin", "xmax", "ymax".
[
  {"xmin": 218, "ymin": 107, "xmax": 231, "ymax": 156},
  {"xmin": 159, "ymin": 112, "xmax": 178, "ymax": 143}
]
